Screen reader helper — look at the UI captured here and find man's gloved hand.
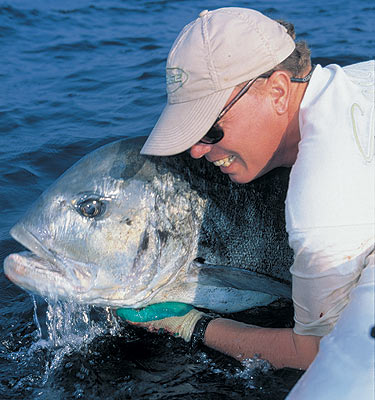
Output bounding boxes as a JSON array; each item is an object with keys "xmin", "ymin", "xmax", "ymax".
[{"xmin": 116, "ymin": 302, "xmax": 207, "ymax": 342}]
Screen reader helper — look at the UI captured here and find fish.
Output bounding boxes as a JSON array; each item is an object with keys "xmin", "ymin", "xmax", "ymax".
[{"xmin": 4, "ymin": 137, "xmax": 293, "ymax": 313}]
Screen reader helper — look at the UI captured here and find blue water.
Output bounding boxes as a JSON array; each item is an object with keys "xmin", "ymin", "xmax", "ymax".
[{"xmin": 1, "ymin": 0, "xmax": 374, "ymax": 399}]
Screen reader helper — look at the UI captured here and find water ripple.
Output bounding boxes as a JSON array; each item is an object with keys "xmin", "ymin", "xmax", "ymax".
[{"xmin": 1, "ymin": 0, "xmax": 374, "ymax": 398}]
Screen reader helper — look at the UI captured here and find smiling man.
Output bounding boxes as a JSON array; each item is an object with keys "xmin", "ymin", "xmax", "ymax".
[
  {"xmin": 188, "ymin": 66, "xmax": 308, "ymax": 184},
  {"xmin": 117, "ymin": 7, "xmax": 375, "ymax": 377}
]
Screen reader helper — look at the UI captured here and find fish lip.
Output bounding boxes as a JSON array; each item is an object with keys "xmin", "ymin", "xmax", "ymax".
[
  {"xmin": 4, "ymin": 251, "xmax": 62, "ymax": 291},
  {"xmin": 10, "ymin": 223, "xmax": 64, "ymax": 274},
  {"xmin": 7, "ymin": 223, "xmax": 98, "ymax": 296}
]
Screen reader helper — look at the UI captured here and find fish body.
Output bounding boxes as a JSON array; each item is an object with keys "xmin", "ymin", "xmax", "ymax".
[{"xmin": 4, "ymin": 137, "xmax": 293, "ymax": 312}]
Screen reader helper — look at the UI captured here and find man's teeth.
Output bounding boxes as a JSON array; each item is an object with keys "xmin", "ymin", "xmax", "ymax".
[{"xmin": 213, "ymin": 156, "xmax": 236, "ymax": 167}]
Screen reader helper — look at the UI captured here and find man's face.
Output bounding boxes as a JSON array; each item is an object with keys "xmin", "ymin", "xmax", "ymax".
[{"xmin": 190, "ymin": 81, "xmax": 289, "ymax": 184}]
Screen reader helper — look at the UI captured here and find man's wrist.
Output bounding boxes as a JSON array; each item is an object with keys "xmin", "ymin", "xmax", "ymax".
[{"xmin": 190, "ymin": 315, "xmax": 217, "ymax": 349}]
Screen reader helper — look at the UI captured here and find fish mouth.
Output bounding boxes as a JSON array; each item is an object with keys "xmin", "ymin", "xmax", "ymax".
[
  {"xmin": 9, "ymin": 224, "xmax": 64, "ymax": 274},
  {"xmin": 5, "ymin": 251, "xmax": 68, "ymax": 296},
  {"xmin": 4, "ymin": 224, "xmax": 97, "ymax": 297}
]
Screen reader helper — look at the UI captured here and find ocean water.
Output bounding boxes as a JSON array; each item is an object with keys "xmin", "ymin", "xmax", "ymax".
[{"xmin": 0, "ymin": 0, "xmax": 374, "ymax": 399}]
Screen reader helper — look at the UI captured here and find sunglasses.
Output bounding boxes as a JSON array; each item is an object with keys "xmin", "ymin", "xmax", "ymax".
[
  {"xmin": 198, "ymin": 78, "xmax": 258, "ymax": 145},
  {"xmin": 198, "ymin": 65, "xmax": 316, "ymax": 145}
]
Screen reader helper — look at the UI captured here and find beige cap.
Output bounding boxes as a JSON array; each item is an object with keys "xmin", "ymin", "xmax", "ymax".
[{"xmin": 140, "ymin": 7, "xmax": 295, "ymax": 156}]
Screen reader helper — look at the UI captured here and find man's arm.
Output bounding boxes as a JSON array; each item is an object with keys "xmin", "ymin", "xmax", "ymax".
[
  {"xmin": 204, "ymin": 318, "xmax": 321, "ymax": 370},
  {"xmin": 117, "ymin": 303, "xmax": 321, "ymax": 370}
]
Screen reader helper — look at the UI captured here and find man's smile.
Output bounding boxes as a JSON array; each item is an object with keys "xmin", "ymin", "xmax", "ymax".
[{"xmin": 212, "ymin": 155, "xmax": 236, "ymax": 168}]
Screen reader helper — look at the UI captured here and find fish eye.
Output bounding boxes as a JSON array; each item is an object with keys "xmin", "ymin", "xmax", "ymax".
[{"xmin": 76, "ymin": 198, "xmax": 106, "ymax": 218}]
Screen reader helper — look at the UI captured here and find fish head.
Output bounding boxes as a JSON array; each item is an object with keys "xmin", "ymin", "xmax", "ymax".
[{"xmin": 4, "ymin": 139, "xmax": 204, "ymax": 307}]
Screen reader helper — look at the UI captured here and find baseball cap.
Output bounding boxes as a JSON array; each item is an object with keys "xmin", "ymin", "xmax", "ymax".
[{"xmin": 140, "ymin": 7, "xmax": 295, "ymax": 156}]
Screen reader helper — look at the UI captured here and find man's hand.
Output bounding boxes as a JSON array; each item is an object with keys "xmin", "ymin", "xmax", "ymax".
[{"xmin": 116, "ymin": 302, "xmax": 206, "ymax": 342}]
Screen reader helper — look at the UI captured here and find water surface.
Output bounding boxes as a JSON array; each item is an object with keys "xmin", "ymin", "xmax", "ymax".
[{"xmin": 1, "ymin": 0, "xmax": 374, "ymax": 398}]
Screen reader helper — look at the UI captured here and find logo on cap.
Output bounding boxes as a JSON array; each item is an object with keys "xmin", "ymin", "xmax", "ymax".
[{"xmin": 166, "ymin": 68, "xmax": 188, "ymax": 94}]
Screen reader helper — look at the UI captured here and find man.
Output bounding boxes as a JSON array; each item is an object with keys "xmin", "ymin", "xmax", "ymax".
[{"xmin": 117, "ymin": 7, "xmax": 375, "ymax": 376}]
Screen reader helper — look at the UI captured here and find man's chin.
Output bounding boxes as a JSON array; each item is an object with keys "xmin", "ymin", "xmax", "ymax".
[{"xmin": 227, "ymin": 173, "xmax": 254, "ymax": 184}]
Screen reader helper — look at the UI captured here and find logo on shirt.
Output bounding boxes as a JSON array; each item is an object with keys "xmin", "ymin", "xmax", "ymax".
[
  {"xmin": 166, "ymin": 68, "xmax": 188, "ymax": 94},
  {"xmin": 351, "ymin": 103, "xmax": 374, "ymax": 163}
]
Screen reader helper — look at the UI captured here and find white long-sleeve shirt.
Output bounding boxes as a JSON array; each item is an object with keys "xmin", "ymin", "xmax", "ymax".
[{"xmin": 286, "ymin": 61, "xmax": 375, "ymax": 337}]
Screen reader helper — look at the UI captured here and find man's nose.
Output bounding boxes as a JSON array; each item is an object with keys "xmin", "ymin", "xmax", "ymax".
[{"xmin": 189, "ymin": 143, "xmax": 213, "ymax": 159}]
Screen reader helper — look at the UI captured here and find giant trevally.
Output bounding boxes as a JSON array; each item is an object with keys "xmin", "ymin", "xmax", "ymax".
[{"xmin": 4, "ymin": 137, "xmax": 293, "ymax": 313}]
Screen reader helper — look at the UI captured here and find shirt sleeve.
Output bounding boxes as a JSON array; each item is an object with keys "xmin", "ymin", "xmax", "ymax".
[{"xmin": 290, "ymin": 226, "xmax": 374, "ymax": 336}]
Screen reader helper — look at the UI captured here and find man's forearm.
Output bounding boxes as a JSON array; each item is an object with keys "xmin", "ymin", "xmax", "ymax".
[{"xmin": 204, "ymin": 318, "xmax": 321, "ymax": 370}]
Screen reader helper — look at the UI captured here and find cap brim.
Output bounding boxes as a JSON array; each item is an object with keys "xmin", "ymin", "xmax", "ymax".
[{"xmin": 140, "ymin": 87, "xmax": 234, "ymax": 156}]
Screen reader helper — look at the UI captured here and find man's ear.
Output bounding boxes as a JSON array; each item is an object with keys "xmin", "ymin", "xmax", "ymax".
[{"xmin": 268, "ymin": 71, "xmax": 291, "ymax": 115}]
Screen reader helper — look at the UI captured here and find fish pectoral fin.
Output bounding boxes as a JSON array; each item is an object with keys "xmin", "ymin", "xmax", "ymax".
[{"xmin": 191, "ymin": 262, "xmax": 291, "ymax": 298}]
